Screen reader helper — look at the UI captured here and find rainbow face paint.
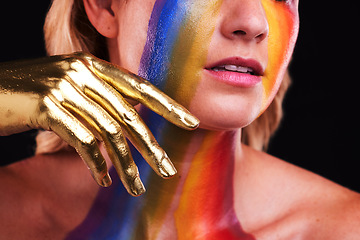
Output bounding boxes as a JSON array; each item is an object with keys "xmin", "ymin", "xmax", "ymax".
[
  {"xmin": 138, "ymin": 0, "xmax": 298, "ymax": 122},
  {"xmin": 67, "ymin": 1, "xmax": 299, "ymax": 239},
  {"xmin": 139, "ymin": 0, "xmax": 222, "ymax": 108}
]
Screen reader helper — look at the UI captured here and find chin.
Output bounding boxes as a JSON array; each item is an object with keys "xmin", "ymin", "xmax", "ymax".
[
  {"xmin": 189, "ymin": 93, "xmax": 262, "ymax": 131},
  {"xmin": 186, "ymin": 74, "xmax": 265, "ymax": 131},
  {"xmin": 183, "ymin": 71, "xmax": 265, "ymax": 131},
  {"xmin": 196, "ymin": 110, "xmax": 259, "ymax": 131}
]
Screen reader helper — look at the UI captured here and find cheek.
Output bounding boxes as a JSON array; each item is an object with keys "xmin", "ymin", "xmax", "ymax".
[
  {"xmin": 114, "ymin": 1, "xmax": 155, "ymax": 73},
  {"xmin": 260, "ymin": 0, "xmax": 299, "ymax": 113},
  {"xmin": 138, "ymin": 0, "xmax": 223, "ymax": 108},
  {"xmin": 189, "ymin": 79, "xmax": 263, "ymax": 130}
]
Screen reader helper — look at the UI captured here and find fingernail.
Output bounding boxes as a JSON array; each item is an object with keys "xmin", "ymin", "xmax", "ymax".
[
  {"xmin": 159, "ymin": 155, "xmax": 177, "ymax": 178},
  {"xmin": 101, "ymin": 173, "xmax": 112, "ymax": 187},
  {"xmin": 130, "ymin": 176, "xmax": 146, "ymax": 196},
  {"xmin": 177, "ymin": 109, "xmax": 199, "ymax": 129},
  {"xmin": 184, "ymin": 114, "xmax": 200, "ymax": 129}
]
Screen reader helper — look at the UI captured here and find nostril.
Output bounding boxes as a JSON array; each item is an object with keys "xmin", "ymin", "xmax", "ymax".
[
  {"xmin": 255, "ymin": 32, "xmax": 267, "ymax": 42},
  {"xmin": 233, "ymin": 30, "xmax": 246, "ymax": 36},
  {"xmin": 232, "ymin": 30, "xmax": 267, "ymax": 42}
]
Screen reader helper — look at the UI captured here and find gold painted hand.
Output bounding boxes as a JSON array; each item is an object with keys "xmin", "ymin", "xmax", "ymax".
[{"xmin": 0, "ymin": 52, "xmax": 199, "ymax": 196}]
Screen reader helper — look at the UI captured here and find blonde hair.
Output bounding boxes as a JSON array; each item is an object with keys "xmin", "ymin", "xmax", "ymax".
[{"xmin": 38, "ymin": 0, "xmax": 290, "ymax": 153}]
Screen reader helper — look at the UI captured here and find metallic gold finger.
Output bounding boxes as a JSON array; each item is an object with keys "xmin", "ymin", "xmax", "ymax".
[
  {"xmin": 39, "ymin": 95, "xmax": 111, "ymax": 187},
  {"xmin": 52, "ymin": 79, "xmax": 145, "ymax": 196}
]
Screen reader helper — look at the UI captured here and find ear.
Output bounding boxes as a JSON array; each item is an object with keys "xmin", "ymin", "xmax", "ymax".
[{"xmin": 83, "ymin": 0, "xmax": 118, "ymax": 38}]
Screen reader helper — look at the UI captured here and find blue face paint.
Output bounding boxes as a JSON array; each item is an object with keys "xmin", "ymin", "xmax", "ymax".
[{"xmin": 139, "ymin": 0, "xmax": 187, "ymax": 90}]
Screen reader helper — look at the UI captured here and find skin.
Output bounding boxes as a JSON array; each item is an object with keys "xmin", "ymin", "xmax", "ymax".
[{"xmin": 0, "ymin": 0, "xmax": 360, "ymax": 239}]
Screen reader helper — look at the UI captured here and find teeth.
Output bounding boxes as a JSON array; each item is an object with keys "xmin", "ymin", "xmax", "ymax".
[
  {"xmin": 224, "ymin": 65, "xmax": 238, "ymax": 72},
  {"xmin": 237, "ymin": 66, "xmax": 252, "ymax": 73},
  {"xmin": 216, "ymin": 65, "xmax": 254, "ymax": 74}
]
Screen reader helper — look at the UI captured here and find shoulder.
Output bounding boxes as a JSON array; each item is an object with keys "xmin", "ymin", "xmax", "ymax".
[
  {"xmin": 241, "ymin": 144, "xmax": 357, "ymax": 197},
  {"xmin": 238, "ymin": 145, "xmax": 360, "ymax": 239},
  {"xmin": 305, "ymin": 191, "xmax": 360, "ymax": 239},
  {"xmin": 0, "ymin": 151, "xmax": 100, "ymax": 239}
]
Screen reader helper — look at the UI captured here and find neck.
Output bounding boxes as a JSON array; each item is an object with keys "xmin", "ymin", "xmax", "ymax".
[
  {"xmin": 139, "ymin": 106, "xmax": 241, "ymax": 193},
  {"xmin": 130, "ymin": 107, "xmax": 248, "ymax": 239},
  {"xmin": 67, "ymin": 107, "xmax": 252, "ymax": 239}
]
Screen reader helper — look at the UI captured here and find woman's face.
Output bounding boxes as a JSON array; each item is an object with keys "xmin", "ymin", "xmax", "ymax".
[{"xmin": 109, "ymin": 0, "xmax": 299, "ymax": 130}]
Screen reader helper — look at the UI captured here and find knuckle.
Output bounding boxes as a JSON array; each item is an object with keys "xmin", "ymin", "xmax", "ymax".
[
  {"xmin": 104, "ymin": 121, "xmax": 123, "ymax": 136},
  {"xmin": 168, "ymin": 103, "xmax": 175, "ymax": 113},
  {"xmin": 124, "ymin": 163, "xmax": 138, "ymax": 177},
  {"xmin": 68, "ymin": 57, "xmax": 86, "ymax": 69},
  {"xmin": 135, "ymin": 81, "xmax": 151, "ymax": 94},
  {"xmin": 123, "ymin": 108, "xmax": 139, "ymax": 123},
  {"xmin": 74, "ymin": 51, "xmax": 91, "ymax": 59},
  {"xmin": 77, "ymin": 133, "xmax": 97, "ymax": 150},
  {"xmin": 62, "ymin": 56, "xmax": 77, "ymax": 65},
  {"xmin": 57, "ymin": 54, "xmax": 86, "ymax": 69},
  {"xmin": 72, "ymin": 52, "xmax": 94, "ymax": 66},
  {"xmin": 55, "ymin": 57, "xmax": 83, "ymax": 73}
]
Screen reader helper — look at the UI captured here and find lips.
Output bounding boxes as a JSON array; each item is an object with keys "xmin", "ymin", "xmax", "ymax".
[{"xmin": 204, "ymin": 57, "xmax": 264, "ymax": 88}]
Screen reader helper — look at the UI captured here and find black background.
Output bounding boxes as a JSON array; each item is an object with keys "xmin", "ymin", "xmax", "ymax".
[{"xmin": 1, "ymin": 2, "xmax": 359, "ymax": 191}]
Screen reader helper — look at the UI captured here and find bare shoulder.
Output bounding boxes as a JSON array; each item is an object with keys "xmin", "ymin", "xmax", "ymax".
[
  {"xmin": 0, "ymin": 151, "xmax": 99, "ymax": 239},
  {"xmin": 237, "ymin": 145, "xmax": 360, "ymax": 239},
  {"xmin": 317, "ymin": 194, "xmax": 360, "ymax": 239}
]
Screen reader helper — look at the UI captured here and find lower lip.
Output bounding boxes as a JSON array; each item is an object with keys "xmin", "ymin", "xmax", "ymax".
[{"xmin": 205, "ymin": 69, "xmax": 262, "ymax": 88}]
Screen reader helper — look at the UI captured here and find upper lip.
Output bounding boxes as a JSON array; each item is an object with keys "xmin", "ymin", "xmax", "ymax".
[{"xmin": 205, "ymin": 57, "xmax": 265, "ymax": 76}]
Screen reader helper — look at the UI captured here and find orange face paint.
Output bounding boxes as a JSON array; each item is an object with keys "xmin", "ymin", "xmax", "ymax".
[{"xmin": 261, "ymin": 0, "xmax": 299, "ymax": 111}]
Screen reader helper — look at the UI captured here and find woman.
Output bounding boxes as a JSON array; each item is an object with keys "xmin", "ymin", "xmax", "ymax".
[{"xmin": 0, "ymin": 0, "xmax": 359, "ymax": 239}]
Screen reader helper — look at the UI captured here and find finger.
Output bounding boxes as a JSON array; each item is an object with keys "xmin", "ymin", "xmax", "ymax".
[
  {"xmin": 64, "ymin": 59, "xmax": 177, "ymax": 179},
  {"xmin": 39, "ymin": 95, "xmax": 112, "ymax": 188},
  {"xmin": 77, "ymin": 53, "xmax": 200, "ymax": 130},
  {"xmin": 53, "ymin": 79, "xmax": 146, "ymax": 196},
  {"xmin": 84, "ymin": 81, "xmax": 177, "ymax": 180}
]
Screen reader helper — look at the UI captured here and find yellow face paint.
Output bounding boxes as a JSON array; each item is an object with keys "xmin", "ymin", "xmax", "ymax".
[{"xmin": 164, "ymin": 0, "xmax": 223, "ymax": 107}]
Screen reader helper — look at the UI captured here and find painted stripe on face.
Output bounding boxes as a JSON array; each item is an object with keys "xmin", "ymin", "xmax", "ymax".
[
  {"xmin": 138, "ymin": 0, "xmax": 185, "ymax": 89},
  {"xmin": 139, "ymin": 0, "xmax": 222, "ymax": 107},
  {"xmin": 261, "ymin": 0, "xmax": 299, "ymax": 111}
]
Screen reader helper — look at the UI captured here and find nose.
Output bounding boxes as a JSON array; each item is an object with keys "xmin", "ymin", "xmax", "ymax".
[{"xmin": 219, "ymin": 0, "xmax": 269, "ymax": 43}]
